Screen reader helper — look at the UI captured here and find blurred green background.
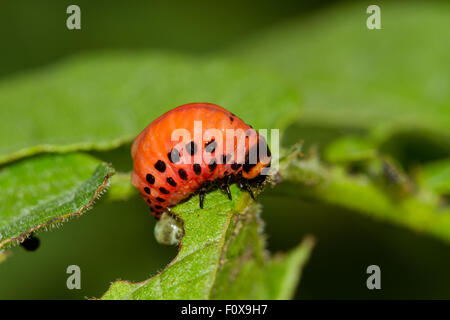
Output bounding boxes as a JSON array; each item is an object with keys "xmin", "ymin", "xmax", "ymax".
[{"xmin": 1, "ymin": 0, "xmax": 450, "ymax": 299}]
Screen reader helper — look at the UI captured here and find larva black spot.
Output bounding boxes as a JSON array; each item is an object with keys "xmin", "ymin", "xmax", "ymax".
[
  {"xmin": 193, "ymin": 163, "xmax": 202, "ymax": 175},
  {"xmin": 155, "ymin": 205, "xmax": 163, "ymax": 210},
  {"xmin": 168, "ymin": 149, "xmax": 180, "ymax": 163},
  {"xmin": 231, "ymin": 163, "xmax": 241, "ymax": 170},
  {"xmin": 160, "ymin": 187, "xmax": 170, "ymax": 194},
  {"xmin": 186, "ymin": 141, "xmax": 197, "ymax": 155},
  {"xmin": 147, "ymin": 199, "xmax": 151, "ymax": 204},
  {"xmin": 243, "ymin": 149, "xmax": 257, "ymax": 173},
  {"xmin": 222, "ymin": 154, "xmax": 232, "ymax": 164},
  {"xmin": 178, "ymin": 168, "xmax": 188, "ymax": 180},
  {"xmin": 156, "ymin": 197, "xmax": 165, "ymax": 203},
  {"xmin": 167, "ymin": 177, "xmax": 177, "ymax": 187},
  {"xmin": 146, "ymin": 173, "xmax": 155, "ymax": 184},
  {"xmin": 144, "ymin": 187, "xmax": 151, "ymax": 194},
  {"xmin": 205, "ymin": 139, "xmax": 216, "ymax": 153},
  {"xmin": 229, "ymin": 116, "xmax": 234, "ymax": 122},
  {"xmin": 208, "ymin": 158, "xmax": 217, "ymax": 172},
  {"xmin": 155, "ymin": 160, "xmax": 166, "ymax": 173}
]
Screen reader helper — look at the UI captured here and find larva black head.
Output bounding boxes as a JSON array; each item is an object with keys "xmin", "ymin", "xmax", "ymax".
[{"xmin": 241, "ymin": 135, "xmax": 271, "ymax": 180}]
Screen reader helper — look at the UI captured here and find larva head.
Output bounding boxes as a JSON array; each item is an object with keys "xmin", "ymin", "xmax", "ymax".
[{"xmin": 241, "ymin": 133, "xmax": 271, "ymax": 180}]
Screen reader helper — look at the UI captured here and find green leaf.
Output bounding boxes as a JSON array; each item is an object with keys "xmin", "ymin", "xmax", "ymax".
[
  {"xmin": 102, "ymin": 186, "xmax": 313, "ymax": 300},
  {"xmin": 324, "ymin": 137, "xmax": 377, "ymax": 164},
  {"xmin": 0, "ymin": 153, "xmax": 114, "ymax": 250},
  {"xmin": 105, "ymin": 172, "xmax": 136, "ymax": 202},
  {"xmin": 212, "ymin": 232, "xmax": 314, "ymax": 300},
  {"xmin": 230, "ymin": 1, "xmax": 450, "ymax": 144},
  {"xmin": 417, "ymin": 159, "xmax": 450, "ymax": 195},
  {"xmin": 263, "ymin": 237, "xmax": 315, "ymax": 300},
  {"xmin": 0, "ymin": 51, "xmax": 300, "ymax": 165},
  {"xmin": 279, "ymin": 148, "xmax": 450, "ymax": 245}
]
